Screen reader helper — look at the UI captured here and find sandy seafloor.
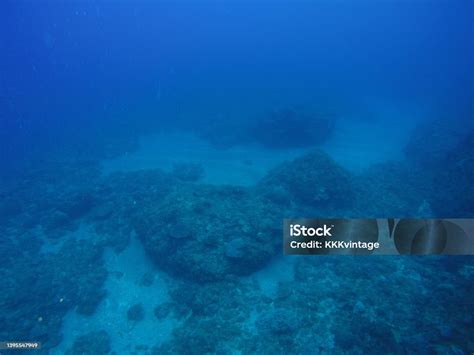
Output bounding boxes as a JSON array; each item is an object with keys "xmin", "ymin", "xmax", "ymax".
[
  {"xmin": 52, "ymin": 236, "xmax": 178, "ymax": 354},
  {"xmin": 102, "ymin": 113, "xmax": 414, "ymax": 185},
  {"xmin": 53, "ymin": 240, "xmax": 299, "ymax": 353}
]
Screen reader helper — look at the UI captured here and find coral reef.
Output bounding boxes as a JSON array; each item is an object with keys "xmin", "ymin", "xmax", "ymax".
[
  {"xmin": 88, "ymin": 169, "xmax": 178, "ymax": 252},
  {"xmin": 0, "ymin": 129, "xmax": 473, "ymax": 354},
  {"xmin": 0, "ymin": 238, "xmax": 107, "ymax": 351},
  {"xmin": 404, "ymin": 118, "xmax": 471, "ymax": 167},
  {"xmin": 197, "ymin": 107, "xmax": 335, "ymax": 149},
  {"xmin": 353, "ymin": 161, "xmax": 434, "ymax": 217},
  {"xmin": 404, "ymin": 119, "xmax": 474, "ymax": 217},
  {"xmin": 66, "ymin": 330, "xmax": 111, "ymax": 355},
  {"xmin": 256, "ymin": 309, "xmax": 299, "ymax": 335},
  {"xmin": 430, "ymin": 132, "xmax": 474, "ymax": 217},
  {"xmin": 250, "ymin": 108, "xmax": 335, "ymax": 148},
  {"xmin": 127, "ymin": 303, "xmax": 145, "ymax": 322},
  {"xmin": 154, "ymin": 303, "xmax": 172, "ymax": 319},
  {"xmin": 135, "ymin": 184, "xmax": 281, "ymax": 282},
  {"xmin": 257, "ymin": 151, "xmax": 354, "ymax": 214},
  {"xmin": 153, "ymin": 256, "xmax": 474, "ymax": 354}
]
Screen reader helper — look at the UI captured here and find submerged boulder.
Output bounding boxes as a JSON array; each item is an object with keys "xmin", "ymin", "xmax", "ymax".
[
  {"xmin": 135, "ymin": 184, "xmax": 281, "ymax": 282},
  {"xmin": 404, "ymin": 118, "xmax": 472, "ymax": 167},
  {"xmin": 256, "ymin": 151, "xmax": 354, "ymax": 214},
  {"xmin": 353, "ymin": 162, "xmax": 433, "ymax": 217},
  {"xmin": 67, "ymin": 330, "xmax": 111, "ymax": 355},
  {"xmin": 250, "ymin": 108, "xmax": 335, "ymax": 149},
  {"xmin": 198, "ymin": 107, "xmax": 335, "ymax": 149},
  {"xmin": 404, "ymin": 118, "xmax": 474, "ymax": 217},
  {"xmin": 256, "ymin": 309, "xmax": 300, "ymax": 335},
  {"xmin": 127, "ymin": 303, "xmax": 145, "ymax": 322},
  {"xmin": 430, "ymin": 132, "xmax": 474, "ymax": 217}
]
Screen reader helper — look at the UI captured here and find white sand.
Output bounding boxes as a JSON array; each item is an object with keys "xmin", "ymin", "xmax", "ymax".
[
  {"xmin": 322, "ymin": 115, "xmax": 415, "ymax": 171},
  {"xmin": 101, "ymin": 113, "xmax": 415, "ymax": 186},
  {"xmin": 251, "ymin": 256, "xmax": 298, "ymax": 299},
  {"xmin": 52, "ymin": 235, "xmax": 179, "ymax": 354},
  {"xmin": 101, "ymin": 132, "xmax": 309, "ymax": 186}
]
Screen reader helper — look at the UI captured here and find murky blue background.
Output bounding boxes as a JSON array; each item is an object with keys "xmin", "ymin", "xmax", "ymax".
[{"xmin": 1, "ymin": 1, "xmax": 473, "ymax": 353}]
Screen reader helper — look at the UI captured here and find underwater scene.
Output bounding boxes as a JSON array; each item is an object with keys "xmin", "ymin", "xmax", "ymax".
[{"xmin": 1, "ymin": 0, "xmax": 473, "ymax": 354}]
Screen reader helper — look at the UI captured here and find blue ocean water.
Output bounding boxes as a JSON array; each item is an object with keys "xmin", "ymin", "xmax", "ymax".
[{"xmin": 1, "ymin": 0, "xmax": 473, "ymax": 354}]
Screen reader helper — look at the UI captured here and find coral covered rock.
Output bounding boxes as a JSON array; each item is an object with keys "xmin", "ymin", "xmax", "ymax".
[
  {"xmin": 353, "ymin": 162, "xmax": 433, "ymax": 217},
  {"xmin": 197, "ymin": 107, "xmax": 335, "ymax": 149},
  {"xmin": 135, "ymin": 184, "xmax": 281, "ymax": 282},
  {"xmin": 404, "ymin": 118, "xmax": 472, "ymax": 167},
  {"xmin": 430, "ymin": 132, "xmax": 474, "ymax": 217},
  {"xmin": 127, "ymin": 303, "xmax": 145, "ymax": 322},
  {"xmin": 256, "ymin": 309, "xmax": 299, "ymax": 335},
  {"xmin": 250, "ymin": 108, "xmax": 335, "ymax": 149},
  {"xmin": 257, "ymin": 151, "xmax": 354, "ymax": 214},
  {"xmin": 0, "ymin": 239, "xmax": 107, "ymax": 351},
  {"xmin": 66, "ymin": 330, "xmax": 111, "ymax": 355}
]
